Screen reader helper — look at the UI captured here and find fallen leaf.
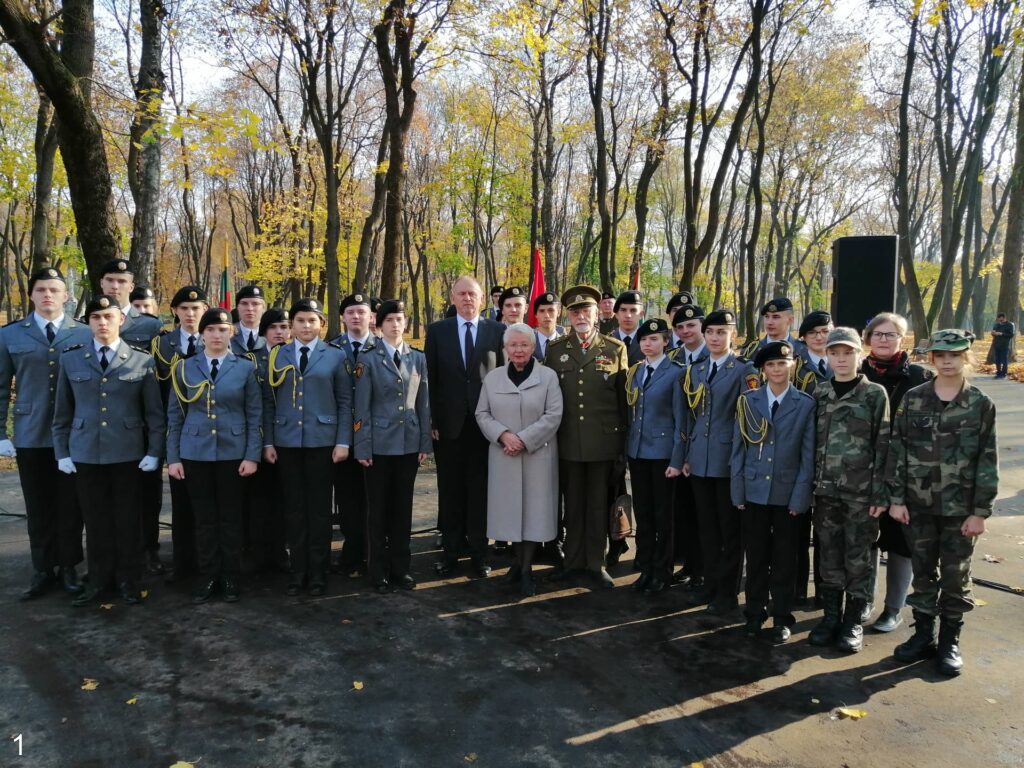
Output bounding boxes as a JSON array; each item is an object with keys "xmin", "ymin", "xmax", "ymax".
[
  {"xmin": 983, "ymin": 554, "xmax": 1004, "ymax": 563},
  {"xmin": 464, "ymin": 755, "xmax": 478, "ymax": 764},
  {"xmin": 835, "ymin": 707, "xmax": 867, "ymax": 720},
  {"xmin": 140, "ymin": 590, "xmax": 150, "ymax": 599},
  {"xmin": 691, "ymin": 763, "xmax": 704, "ymax": 768},
  {"xmin": 168, "ymin": 763, "xmax": 194, "ymax": 768},
  {"xmin": 352, "ymin": 681, "xmax": 364, "ymax": 691},
  {"xmin": 985, "ymin": 698, "xmax": 998, "ymax": 704},
  {"xmin": 126, "ymin": 697, "xmax": 138, "ymax": 705},
  {"xmin": 81, "ymin": 678, "xmax": 99, "ymax": 691},
  {"xmin": 100, "ymin": 603, "xmax": 114, "ymax": 610},
  {"xmin": 974, "ymin": 598, "xmax": 988, "ymax": 607}
]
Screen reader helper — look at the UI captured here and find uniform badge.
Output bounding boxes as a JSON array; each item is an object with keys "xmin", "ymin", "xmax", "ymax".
[
  {"xmin": 745, "ymin": 373, "xmax": 761, "ymax": 390},
  {"xmin": 596, "ymin": 354, "xmax": 612, "ymax": 365},
  {"xmin": 559, "ymin": 354, "xmax": 569, "ymax": 362},
  {"xmin": 353, "ymin": 419, "xmax": 362, "ymax": 432},
  {"xmin": 354, "ymin": 362, "xmax": 365, "ymax": 378},
  {"xmin": 188, "ymin": 290, "xmax": 198, "ymax": 300}
]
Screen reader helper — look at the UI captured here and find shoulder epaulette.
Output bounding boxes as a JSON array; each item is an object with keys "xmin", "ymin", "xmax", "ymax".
[
  {"xmin": 159, "ymin": 328, "xmax": 171, "ymax": 336},
  {"xmin": 668, "ymin": 357, "xmax": 685, "ymax": 367},
  {"xmin": 130, "ymin": 344, "xmax": 149, "ymax": 354},
  {"xmin": 62, "ymin": 344, "xmax": 83, "ymax": 353},
  {"xmin": 547, "ymin": 335, "xmax": 570, "ymax": 348},
  {"xmin": 2, "ymin": 318, "xmax": 21, "ymax": 328},
  {"xmin": 328, "ymin": 341, "xmax": 344, "ymax": 350}
]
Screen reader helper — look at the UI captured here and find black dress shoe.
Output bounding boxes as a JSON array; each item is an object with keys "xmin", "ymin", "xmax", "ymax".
[
  {"xmin": 397, "ymin": 574, "xmax": 416, "ymax": 590},
  {"xmin": 72, "ymin": 585, "xmax": 102, "ymax": 607},
  {"xmin": 686, "ymin": 589, "xmax": 712, "ymax": 607},
  {"xmin": 744, "ymin": 617, "xmax": 763, "ymax": 637},
  {"xmin": 491, "ymin": 542, "xmax": 509, "ymax": 556},
  {"xmin": 223, "ymin": 579, "xmax": 241, "ymax": 602},
  {"xmin": 144, "ymin": 550, "xmax": 166, "ymax": 575},
  {"xmin": 191, "ymin": 579, "xmax": 216, "ymax": 604},
  {"xmin": 119, "ymin": 582, "xmax": 141, "ymax": 605},
  {"xmin": 547, "ymin": 567, "xmax": 578, "ymax": 583},
  {"xmin": 671, "ymin": 571, "xmax": 691, "ymax": 587},
  {"xmin": 633, "ymin": 571, "xmax": 652, "ymax": 592},
  {"xmin": 21, "ymin": 570, "xmax": 55, "ymax": 601},
  {"xmin": 374, "ymin": 579, "xmax": 392, "ymax": 594},
  {"xmin": 434, "ymin": 559, "xmax": 458, "ymax": 577},
  {"xmin": 770, "ymin": 625, "xmax": 792, "ymax": 644},
  {"xmin": 502, "ymin": 564, "xmax": 523, "ymax": 584},
  {"xmin": 307, "ymin": 582, "xmax": 325, "ymax": 597},
  {"xmin": 59, "ymin": 567, "xmax": 84, "ymax": 594},
  {"xmin": 594, "ymin": 569, "xmax": 615, "ymax": 589},
  {"xmin": 684, "ymin": 576, "xmax": 705, "ymax": 592},
  {"xmin": 286, "ymin": 582, "xmax": 302, "ymax": 596},
  {"xmin": 520, "ymin": 573, "xmax": 536, "ymax": 597},
  {"xmin": 471, "ymin": 561, "xmax": 492, "ymax": 578},
  {"xmin": 644, "ymin": 577, "xmax": 667, "ymax": 595}
]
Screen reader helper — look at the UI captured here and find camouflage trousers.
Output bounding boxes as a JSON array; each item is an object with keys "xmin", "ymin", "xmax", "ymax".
[
  {"xmin": 813, "ymin": 496, "xmax": 879, "ymax": 601},
  {"xmin": 904, "ymin": 512, "xmax": 977, "ymax": 618}
]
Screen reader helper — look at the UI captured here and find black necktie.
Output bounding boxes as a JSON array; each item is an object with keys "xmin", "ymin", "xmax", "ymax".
[
  {"xmin": 464, "ymin": 322, "xmax": 475, "ymax": 367},
  {"xmin": 99, "ymin": 346, "xmax": 109, "ymax": 370},
  {"xmin": 623, "ymin": 335, "xmax": 632, "ymax": 347},
  {"xmin": 394, "ymin": 350, "xmax": 401, "ymax": 368},
  {"xmin": 299, "ymin": 346, "xmax": 309, "ymax": 374},
  {"xmin": 187, "ymin": 335, "xmax": 196, "ymax": 357},
  {"xmin": 708, "ymin": 361, "xmax": 718, "ymax": 382},
  {"xmin": 771, "ymin": 399, "xmax": 779, "ymax": 420},
  {"xmin": 210, "ymin": 358, "xmax": 219, "ymax": 381},
  {"xmin": 818, "ymin": 359, "xmax": 827, "ymax": 377},
  {"xmin": 247, "ymin": 332, "xmax": 255, "ymax": 351},
  {"xmin": 45, "ymin": 322, "xmax": 55, "ymax": 342},
  {"xmin": 643, "ymin": 365, "xmax": 654, "ymax": 388},
  {"xmin": 352, "ymin": 341, "xmax": 361, "ymax": 357}
]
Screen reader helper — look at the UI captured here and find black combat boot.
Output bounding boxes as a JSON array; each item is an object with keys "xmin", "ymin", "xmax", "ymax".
[
  {"xmin": 836, "ymin": 595, "xmax": 865, "ymax": 653},
  {"xmin": 936, "ymin": 616, "xmax": 964, "ymax": 676},
  {"xmin": 808, "ymin": 589, "xmax": 842, "ymax": 646},
  {"xmin": 894, "ymin": 610, "xmax": 937, "ymax": 662}
]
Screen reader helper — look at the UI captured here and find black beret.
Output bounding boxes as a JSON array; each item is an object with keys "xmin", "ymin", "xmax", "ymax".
[
  {"xmin": 28, "ymin": 266, "xmax": 64, "ymax": 291},
  {"xmin": 171, "ymin": 286, "xmax": 208, "ymax": 307},
  {"xmin": 198, "ymin": 308, "xmax": 233, "ymax": 332},
  {"xmin": 370, "ymin": 297, "xmax": 383, "ymax": 313},
  {"xmin": 613, "ymin": 290, "xmax": 643, "ymax": 312},
  {"xmin": 83, "ymin": 295, "xmax": 119, "ymax": 319},
  {"xmin": 258, "ymin": 308, "xmax": 289, "ymax": 336},
  {"xmin": 798, "ymin": 310, "xmax": 833, "ymax": 338},
  {"xmin": 532, "ymin": 292, "xmax": 558, "ymax": 313},
  {"xmin": 666, "ymin": 291, "xmax": 695, "ymax": 313},
  {"xmin": 753, "ymin": 340, "xmax": 794, "ymax": 368},
  {"xmin": 99, "ymin": 259, "xmax": 132, "ymax": 277},
  {"xmin": 235, "ymin": 285, "xmax": 265, "ymax": 303},
  {"xmin": 636, "ymin": 318, "xmax": 670, "ymax": 340},
  {"xmin": 490, "ymin": 285, "xmax": 504, "ymax": 295},
  {"xmin": 290, "ymin": 298, "xmax": 325, "ymax": 317},
  {"xmin": 129, "ymin": 286, "xmax": 155, "ymax": 302},
  {"xmin": 498, "ymin": 286, "xmax": 526, "ymax": 306},
  {"xmin": 339, "ymin": 293, "xmax": 372, "ymax": 313},
  {"xmin": 601, "ymin": 290, "xmax": 616, "ymax": 301},
  {"xmin": 376, "ymin": 299, "xmax": 405, "ymax": 328},
  {"xmin": 761, "ymin": 297, "xmax": 793, "ymax": 315},
  {"xmin": 672, "ymin": 304, "xmax": 705, "ymax": 326},
  {"xmin": 702, "ymin": 308, "xmax": 737, "ymax": 331}
]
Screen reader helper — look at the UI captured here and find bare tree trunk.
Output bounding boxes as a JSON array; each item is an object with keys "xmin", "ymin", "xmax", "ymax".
[
  {"xmin": 998, "ymin": 70, "xmax": 1024, "ymax": 325},
  {"xmin": 30, "ymin": 93, "xmax": 59, "ymax": 273}
]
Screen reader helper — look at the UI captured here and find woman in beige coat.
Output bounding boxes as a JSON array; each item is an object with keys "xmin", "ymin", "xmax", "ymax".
[{"xmin": 476, "ymin": 323, "xmax": 564, "ymax": 595}]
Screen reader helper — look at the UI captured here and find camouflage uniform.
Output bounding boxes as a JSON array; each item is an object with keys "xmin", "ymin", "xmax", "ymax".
[
  {"xmin": 813, "ymin": 376, "xmax": 890, "ymax": 601},
  {"xmin": 886, "ymin": 379, "xmax": 998, "ymax": 618}
]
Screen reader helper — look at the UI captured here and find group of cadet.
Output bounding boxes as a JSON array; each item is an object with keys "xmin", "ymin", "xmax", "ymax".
[{"xmin": 0, "ymin": 264, "xmax": 997, "ymax": 680}]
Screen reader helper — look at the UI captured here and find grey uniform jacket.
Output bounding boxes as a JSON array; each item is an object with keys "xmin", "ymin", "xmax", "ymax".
[
  {"xmin": 625, "ymin": 358, "xmax": 687, "ymax": 467},
  {"xmin": 0, "ymin": 315, "xmax": 93, "ymax": 448},
  {"xmin": 533, "ymin": 328, "xmax": 565, "ymax": 361},
  {"xmin": 669, "ymin": 344, "xmax": 709, "ymax": 367},
  {"xmin": 120, "ymin": 309, "xmax": 163, "ymax": 347},
  {"xmin": 264, "ymin": 341, "xmax": 353, "ymax": 448},
  {"xmin": 353, "ymin": 341, "xmax": 432, "ymax": 459},
  {"xmin": 152, "ymin": 331, "xmax": 204, "ymax": 396},
  {"xmin": 52, "ymin": 343, "xmax": 165, "ymax": 464},
  {"xmin": 166, "ymin": 354, "xmax": 262, "ymax": 463},
  {"xmin": 682, "ymin": 353, "xmax": 758, "ymax": 478},
  {"xmin": 729, "ymin": 386, "xmax": 816, "ymax": 512},
  {"xmin": 231, "ymin": 327, "xmax": 267, "ymax": 357}
]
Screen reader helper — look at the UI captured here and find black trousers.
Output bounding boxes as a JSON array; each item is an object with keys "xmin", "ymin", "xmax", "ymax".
[
  {"xmin": 628, "ymin": 457, "xmax": 675, "ymax": 580},
  {"xmin": 334, "ymin": 456, "xmax": 368, "ymax": 568},
  {"xmin": 278, "ymin": 446, "xmax": 334, "ymax": 585},
  {"xmin": 742, "ymin": 504, "xmax": 800, "ymax": 625},
  {"xmin": 691, "ymin": 475, "xmax": 742, "ymax": 604},
  {"xmin": 16, "ymin": 447, "xmax": 83, "ymax": 571},
  {"xmin": 366, "ymin": 453, "xmax": 419, "ymax": 582},
  {"xmin": 562, "ymin": 459, "xmax": 612, "ymax": 571},
  {"xmin": 795, "ymin": 509, "xmax": 821, "ymax": 598},
  {"xmin": 436, "ymin": 416, "xmax": 489, "ymax": 563},
  {"xmin": 183, "ymin": 460, "xmax": 243, "ymax": 581},
  {"xmin": 673, "ymin": 475, "xmax": 703, "ymax": 578},
  {"xmin": 140, "ymin": 466, "xmax": 163, "ymax": 552},
  {"xmin": 169, "ymin": 475, "xmax": 197, "ymax": 577},
  {"xmin": 247, "ymin": 462, "xmax": 288, "ymax": 571},
  {"xmin": 75, "ymin": 462, "xmax": 143, "ymax": 587}
]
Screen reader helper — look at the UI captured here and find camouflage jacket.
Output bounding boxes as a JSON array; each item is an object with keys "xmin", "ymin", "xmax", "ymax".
[
  {"xmin": 813, "ymin": 376, "xmax": 890, "ymax": 505},
  {"xmin": 886, "ymin": 380, "xmax": 998, "ymax": 518}
]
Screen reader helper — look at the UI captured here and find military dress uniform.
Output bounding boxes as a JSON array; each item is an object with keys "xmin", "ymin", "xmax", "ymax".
[
  {"xmin": 545, "ymin": 287, "xmax": 628, "ymax": 587},
  {"xmin": 120, "ymin": 306, "xmax": 163, "ymax": 348},
  {"xmin": 353, "ymin": 325, "xmax": 432, "ymax": 591},
  {"xmin": 52, "ymin": 315, "xmax": 165, "ymax": 605},
  {"xmin": 265, "ymin": 313, "xmax": 353, "ymax": 595},
  {"xmin": 166, "ymin": 331, "xmax": 262, "ymax": 600},
  {"xmin": 0, "ymin": 277, "xmax": 91, "ymax": 597}
]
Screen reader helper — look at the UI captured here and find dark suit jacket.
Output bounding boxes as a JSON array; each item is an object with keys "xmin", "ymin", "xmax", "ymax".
[{"xmin": 425, "ymin": 315, "xmax": 504, "ymax": 439}]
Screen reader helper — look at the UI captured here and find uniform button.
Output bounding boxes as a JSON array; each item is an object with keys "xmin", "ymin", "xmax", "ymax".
[
  {"xmin": 101, "ymin": 407, "xmax": 107, "ymax": 412},
  {"xmin": 767, "ymin": 457, "xmax": 772, "ymax": 462},
  {"xmin": 398, "ymin": 406, "xmax": 404, "ymax": 411},
  {"xmin": 211, "ymin": 429, "xmax": 217, "ymax": 434},
  {"xmin": 765, "ymin": 475, "xmax": 770, "ymax": 480},
  {"xmin": 297, "ymin": 421, "xmax": 303, "ymax": 426},
  {"xmin": 210, "ymin": 414, "xmax": 217, "ymax": 419},
  {"xmin": 101, "ymin": 393, "xmax": 107, "ymax": 398},
  {"xmin": 100, "ymin": 421, "xmax": 107, "ymax": 427},
  {"xmin": 49, "ymin": 348, "xmax": 55, "ymax": 353},
  {"xmin": 578, "ymin": 392, "xmax": 583, "ymax": 396},
  {"xmin": 101, "ymin": 378, "xmax": 107, "ymax": 383},
  {"xmin": 579, "ymin": 416, "xmax": 585, "ymax": 420},
  {"xmin": 579, "ymin": 403, "xmax": 584, "ymax": 408},
  {"xmin": 50, "ymin": 373, "xmax": 55, "ymax": 379},
  {"xmin": 49, "ymin": 360, "xmax": 55, "ymax": 366},
  {"xmin": 210, "ymin": 400, "xmax": 216, "ymax": 405},
  {"xmin": 298, "ymin": 391, "xmax": 303, "ymax": 396},
  {"xmin": 298, "ymin": 405, "xmax": 303, "ymax": 410},
  {"xmin": 578, "ymin": 380, "xmax": 583, "ymax": 385}
]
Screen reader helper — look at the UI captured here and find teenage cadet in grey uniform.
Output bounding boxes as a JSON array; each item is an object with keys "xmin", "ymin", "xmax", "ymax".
[
  {"xmin": 329, "ymin": 293, "xmax": 376, "ymax": 577},
  {"xmin": 231, "ymin": 285, "xmax": 267, "ymax": 356},
  {"xmin": 129, "ymin": 286, "xmax": 159, "ymax": 317},
  {"xmin": 730, "ymin": 341, "xmax": 815, "ymax": 642},
  {"xmin": 52, "ymin": 296, "xmax": 165, "ymax": 606},
  {"xmin": 739, "ymin": 297, "xmax": 806, "ymax": 360},
  {"xmin": 665, "ymin": 291, "xmax": 696, "ymax": 352},
  {"xmin": 354, "ymin": 300, "xmax": 432, "ymax": 593},
  {"xmin": 498, "ymin": 286, "xmax": 528, "ymax": 326},
  {"xmin": 264, "ymin": 298, "xmax": 352, "ymax": 596},
  {"xmin": 532, "ymin": 292, "xmax": 565, "ymax": 361},
  {"xmin": 153, "ymin": 286, "xmax": 208, "ymax": 581},
  {"xmin": 0, "ymin": 267, "xmax": 91, "ymax": 599},
  {"xmin": 167, "ymin": 308, "xmax": 261, "ymax": 604},
  {"xmin": 96, "ymin": 259, "xmax": 163, "ymax": 348},
  {"xmin": 610, "ymin": 290, "xmax": 645, "ymax": 367},
  {"xmin": 682, "ymin": 309, "xmax": 758, "ymax": 614},
  {"xmin": 625, "ymin": 319, "xmax": 686, "ymax": 595}
]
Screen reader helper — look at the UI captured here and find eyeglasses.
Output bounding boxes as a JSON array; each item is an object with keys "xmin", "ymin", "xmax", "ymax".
[
  {"xmin": 805, "ymin": 329, "xmax": 831, "ymax": 337},
  {"xmin": 870, "ymin": 331, "xmax": 901, "ymax": 341}
]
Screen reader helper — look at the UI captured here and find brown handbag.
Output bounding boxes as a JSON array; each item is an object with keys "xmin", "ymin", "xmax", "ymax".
[{"xmin": 609, "ymin": 493, "xmax": 634, "ymax": 540}]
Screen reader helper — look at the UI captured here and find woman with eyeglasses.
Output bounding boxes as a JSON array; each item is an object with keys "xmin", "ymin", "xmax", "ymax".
[{"xmin": 859, "ymin": 313, "xmax": 933, "ymax": 634}]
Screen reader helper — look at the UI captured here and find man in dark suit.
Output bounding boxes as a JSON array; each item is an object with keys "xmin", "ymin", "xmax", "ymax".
[{"xmin": 425, "ymin": 276, "xmax": 504, "ymax": 577}]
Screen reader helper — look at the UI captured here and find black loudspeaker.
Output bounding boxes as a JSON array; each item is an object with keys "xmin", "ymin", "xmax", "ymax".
[{"xmin": 831, "ymin": 236, "xmax": 898, "ymax": 331}]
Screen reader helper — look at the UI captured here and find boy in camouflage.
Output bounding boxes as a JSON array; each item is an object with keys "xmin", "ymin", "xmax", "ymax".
[
  {"xmin": 809, "ymin": 328, "xmax": 890, "ymax": 652},
  {"xmin": 886, "ymin": 329, "xmax": 997, "ymax": 676}
]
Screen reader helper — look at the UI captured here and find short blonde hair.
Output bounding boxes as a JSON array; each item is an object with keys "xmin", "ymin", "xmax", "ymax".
[{"xmin": 862, "ymin": 312, "xmax": 908, "ymax": 344}]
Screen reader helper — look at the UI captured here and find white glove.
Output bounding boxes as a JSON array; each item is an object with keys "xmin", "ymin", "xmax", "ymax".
[
  {"xmin": 138, "ymin": 455, "xmax": 160, "ymax": 472},
  {"xmin": 0, "ymin": 439, "xmax": 15, "ymax": 458},
  {"xmin": 57, "ymin": 457, "xmax": 77, "ymax": 474}
]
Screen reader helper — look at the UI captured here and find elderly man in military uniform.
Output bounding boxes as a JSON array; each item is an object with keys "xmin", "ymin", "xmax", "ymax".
[
  {"xmin": 598, "ymin": 291, "xmax": 617, "ymax": 335},
  {"xmin": 546, "ymin": 286, "xmax": 628, "ymax": 589},
  {"xmin": 532, "ymin": 292, "xmax": 564, "ymax": 361},
  {"xmin": 609, "ymin": 291, "xmax": 645, "ymax": 366},
  {"xmin": 740, "ymin": 297, "xmax": 806, "ymax": 360},
  {"xmin": 0, "ymin": 267, "xmax": 92, "ymax": 599},
  {"xmin": 52, "ymin": 296, "xmax": 165, "ymax": 606},
  {"xmin": 498, "ymin": 286, "xmax": 528, "ymax": 326},
  {"xmin": 231, "ymin": 285, "xmax": 267, "ymax": 356},
  {"xmin": 96, "ymin": 259, "xmax": 163, "ymax": 348}
]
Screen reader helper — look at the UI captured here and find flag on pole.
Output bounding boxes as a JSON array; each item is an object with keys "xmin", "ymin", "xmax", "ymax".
[
  {"xmin": 630, "ymin": 261, "xmax": 641, "ymax": 291},
  {"xmin": 219, "ymin": 241, "xmax": 232, "ymax": 309},
  {"xmin": 526, "ymin": 248, "xmax": 546, "ymax": 328}
]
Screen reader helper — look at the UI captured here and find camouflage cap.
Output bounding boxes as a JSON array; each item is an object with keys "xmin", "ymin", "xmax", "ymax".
[
  {"xmin": 929, "ymin": 328, "xmax": 975, "ymax": 352},
  {"xmin": 825, "ymin": 326, "xmax": 862, "ymax": 351}
]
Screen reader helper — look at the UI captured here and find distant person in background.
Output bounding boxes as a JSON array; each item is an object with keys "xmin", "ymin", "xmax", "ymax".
[
  {"xmin": 598, "ymin": 291, "xmax": 618, "ymax": 334},
  {"xmin": 129, "ymin": 287, "xmax": 160, "ymax": 318},
  {"xmin": 990, "ymin": 312, "xmax": 1015, "ymax": 379},
  {"xmin": 498, "ymin": 286, "xmax": 527, "ymax": 326},
  {"xmin": 488, "ymin": 286, "xmax": 504, "ymax": 322}
]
